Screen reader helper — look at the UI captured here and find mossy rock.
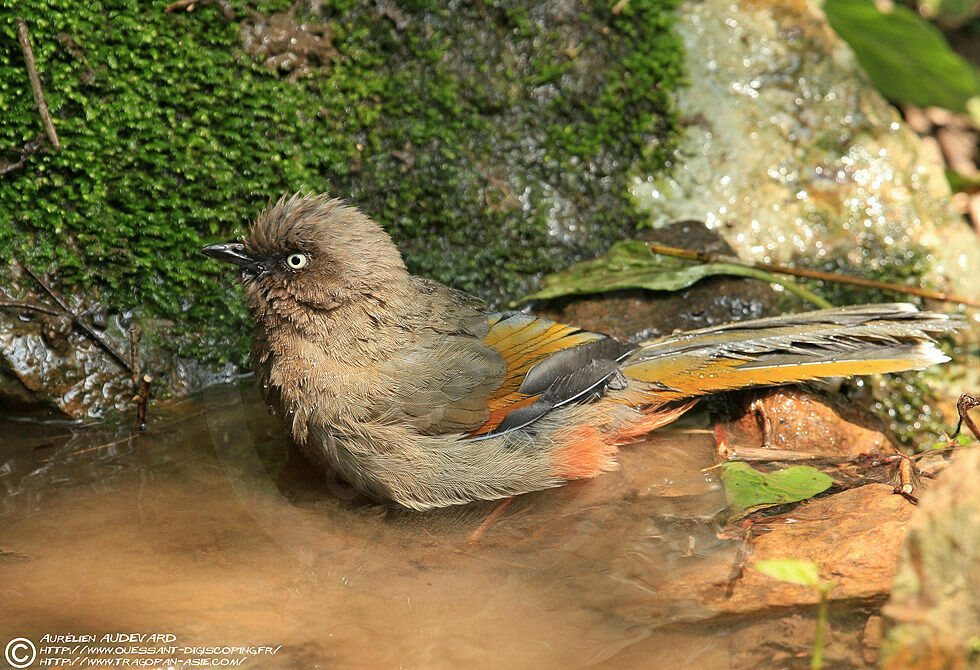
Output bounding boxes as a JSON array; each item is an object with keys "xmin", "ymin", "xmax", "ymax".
[{"xmin": 0, "ymin": 0, "xmax": 683, "ymax": 415}]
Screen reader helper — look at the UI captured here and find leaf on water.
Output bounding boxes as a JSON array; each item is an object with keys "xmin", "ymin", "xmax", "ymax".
[
  {"xmin": 753, "ymin": 559, "xmax": 821, "ymax": 588},
  {"xmin": 520, "ymin": 241, "xmax": 829, "ymax": 307},
  {"xmin": 720, "ymin": 462, "xmax": 834, "ymax": 519},
  {"xmin": 824, "ymin": 0, "xmax": 980, "ymax": 112}
]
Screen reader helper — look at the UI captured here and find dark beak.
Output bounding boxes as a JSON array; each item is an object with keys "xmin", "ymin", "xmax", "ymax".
[{"xmin": 201, "ymin": 242, "xmax": 256, "ymax": 268}]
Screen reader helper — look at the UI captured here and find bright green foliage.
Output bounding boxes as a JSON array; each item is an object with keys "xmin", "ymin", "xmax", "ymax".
[
  {"xmin": 754, "ymin": 559, "xmax": 822, "ymax": 588},
  {"xmin": 754, "ymin": 559, "xmax": 835, "ymax": 669},
  {"xmin": 720, "ymin": 462, "xmax": 834, "ymax": 520},
  {"xmin": 825, "ymin": 0, "xmax": 980, "ymax": 113},
  {"xmin": 0, "ymin": 0, "xmax": 683, "ymax": 365}
]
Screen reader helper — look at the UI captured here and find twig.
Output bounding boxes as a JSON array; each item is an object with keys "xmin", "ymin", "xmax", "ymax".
[
  {"xmin": 15, "ymin": 19, "xmax": 61, "ymax": 150},
  {"xmin": 164, "ymin": 0, "xmax": 235, "ymax": 19},
  {"xmin": 611, "ymin": 0, "xmax": 631, "ymax": 14},
  {"xmin": 39, "ymin": 433, "xmax": 136, "ymax": 463},
  {"xmin": 17, "ymin": 263, "xmax": 135, "ymax": 376},
  {"xmin": 37, "ymin": 405, "xmax": 217, "ymax": 464},
  {"xmin": 3, "ymin": 265, "xmax": 155, "ymax": 425},
  {"xmin": 708, "ymin": 449, "xmax": 904, "ymax": 466},
  {"xmin": 647, "ymin": 243, "xmax": 980, "ymax": 308},
  {"xmin": 129, "ymin": 321, "xmax": 142, "ymax": 381},
  {"xmin": 950, "ymin": 393, "xmax": 980, "ymax": 441},
  {"xmin": 133, "ymin": 373, "xmax": 152, "ymax": 428},
  {"xmin": 0, "ymin": 300, "xmax": 61, "ymax": 317},
  {"xmin": 0, "ymin": 133, "xmax": 45, "ymax": 176}
]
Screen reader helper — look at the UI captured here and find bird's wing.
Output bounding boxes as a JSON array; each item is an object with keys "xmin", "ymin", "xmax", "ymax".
[
  {"xmin": 469, "ymin": 312, "xmax": 634, "ymax": 436},
  {"xmin": 377, "ymin": 304, "xmax": 634, "ymax": 437},
  {"xmin": 375, "ymin": 279, "xmax": 508, "ymax": 435}
]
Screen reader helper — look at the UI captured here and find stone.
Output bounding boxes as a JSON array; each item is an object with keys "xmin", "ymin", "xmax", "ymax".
[
  {"xmin": 881, "ymin": 448, "xmax": 980, "ymax": 668},
  {"xmin": 715, "ymin": 386, "xmax": 894, "ymax": 457},
  {"xmin": 636, "ymin": 0, "xmax": 980, "ymax": 303}
]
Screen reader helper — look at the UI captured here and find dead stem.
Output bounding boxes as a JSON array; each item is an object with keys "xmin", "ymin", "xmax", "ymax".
[
  {"xmin": 16, "ymin": 19, "xmax": 61, "ymax": 150},
  {"xmin": 950, "ymin": 393, "xmax": 980, "ymax": 441},
  {"xmin": 0, "ymin": 300, "xmax": 61, "ymax": 317},
  {"xmin": 647, "ymin": 242, "xmax": 980, "ymax": 308},
  {"xmin": 164, "ymin": 0, "xmax": 234, "ymax": 20},
  {"xmin": 0, "ymin": 133, "xmax": 45, "ymax": 176},
  {"xmin": 17, "ymin": 263, "xmax": 136, "ymax": 376}
]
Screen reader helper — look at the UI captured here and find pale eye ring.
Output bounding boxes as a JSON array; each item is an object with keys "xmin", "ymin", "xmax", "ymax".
[{"xmin": 285, "ymin": 252, "xmax": 308, "ymax": 270}]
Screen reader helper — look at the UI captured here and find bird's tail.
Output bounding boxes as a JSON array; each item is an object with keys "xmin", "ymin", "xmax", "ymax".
[{"xmin": 619, "ymin": 303, "xmax": 963, "ymax": 400}]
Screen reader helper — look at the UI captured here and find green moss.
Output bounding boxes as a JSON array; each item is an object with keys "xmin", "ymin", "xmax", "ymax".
[{"xmin": 0, "ymin": 0, "xmax": 683, "ymax": 366}]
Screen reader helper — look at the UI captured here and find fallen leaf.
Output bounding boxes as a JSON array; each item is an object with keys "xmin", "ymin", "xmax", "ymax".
[{"xmin": 720, "ymin": 462, "xmax": 834, "ymax": 519}]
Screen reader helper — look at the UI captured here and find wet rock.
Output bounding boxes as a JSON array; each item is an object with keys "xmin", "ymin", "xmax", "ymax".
[
  {"xmin": 0, "ymin": 288, "xmax": 236, "ymax": 419},
  {"xmin": 639, "ymin": 0, "xmax": 980, "ymax": 302},
  {"xmin": 0, "ymin": 301, "xmax": 130, "ymax": 418},
  {"xmin": 714, "ymin": 386, "xmax": 894, "ymax": 457},
  {"xmin": 627, "ymin": 483, "xmax": 915, "ymax": 621},
  {"xmin": 881, "ymin": 448, "xmax": 980, "ymax": 668}
]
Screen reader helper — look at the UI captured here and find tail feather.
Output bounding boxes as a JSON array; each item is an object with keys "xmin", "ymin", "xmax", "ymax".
[{"xmin": 622, "ymin": 304, "xmax": 962, "ymax": 400}]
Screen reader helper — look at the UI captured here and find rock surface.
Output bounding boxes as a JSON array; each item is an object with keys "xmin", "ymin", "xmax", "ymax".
[
  {"xmin": 637, "ymin": 0, "xmax": 980, "ymax": 302},
  {"xmin": 716, "ymin": 386, "xmax": 894, "ymax": 457},
  {"xmin": 882, "ymin": 448, "xmax": 980, "ymax": 668}
]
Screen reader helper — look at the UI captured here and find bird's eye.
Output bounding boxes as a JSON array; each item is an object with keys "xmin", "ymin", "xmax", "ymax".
[{"xmin": 285, "ymin": 253, "xmax": 308, "ymax": 270}]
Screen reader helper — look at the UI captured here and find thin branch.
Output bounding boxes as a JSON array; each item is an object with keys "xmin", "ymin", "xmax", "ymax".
[
  {"xmin": 647, "ymin": 242, "xmax": 980, "ymax": 308},
  {"xmin": 18, "ymin": 263, "xmax": 135, "ymax": 376},
  {"xmin": 15, "ymin": 19, "xmax": 61, "ymax": 150},
  {"xmin": 164, "ymin": 0, "xmax": 234, "ymax": 19},
  {"xmin": 128, "ymin": 321, "xmax": 142, "ymax": 381},
  {"xmin": 611, "ymin": 0, "xmax": 631, "ymax": 14},
  {"xmin": 0, "ymin": 300, "xmax": 61, "ymax": 317},
  {"xmin": 133, "ymin": 373, "xmax": 152, "ymax": 428},
  {"xmin": 950, "ymin": 393, "xmax": 980, "ymax": 441},
  {"xmin": 0, "ymin": 133, "xmax": 45, "ymax": 176}
]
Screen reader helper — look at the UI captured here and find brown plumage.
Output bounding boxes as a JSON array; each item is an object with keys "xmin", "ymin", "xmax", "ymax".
[{"xmin": 203, "ymin": 193, "xmax": 963, "ymax": 510}]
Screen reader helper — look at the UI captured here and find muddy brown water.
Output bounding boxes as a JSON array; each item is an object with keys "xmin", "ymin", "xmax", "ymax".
[{"xmin": 0, "ymin": 383, "xmax": 877, "ymax": 669}]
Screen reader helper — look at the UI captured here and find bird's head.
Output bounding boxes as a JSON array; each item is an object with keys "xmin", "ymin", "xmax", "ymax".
[{"xmin": 203, "ymin": 193, "xmax": 409, "ymax": 330}]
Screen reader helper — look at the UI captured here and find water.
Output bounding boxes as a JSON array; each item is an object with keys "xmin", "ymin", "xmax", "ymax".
[{"xmin": 0, "ymin": 384, "xmax": 872, "ymax": 668}]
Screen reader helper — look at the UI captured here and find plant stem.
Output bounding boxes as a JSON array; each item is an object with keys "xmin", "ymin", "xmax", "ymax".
[
  {"xmin": 812, "ymin": 587, "xmax": 830, "ymax": 670},
  {"xmin": 732, "ymin": 267, "xmax": 833, "ymax": 309},
  {"xmin": 16, "ymin": 18, "xmax": 61, "ymax": 150},
  {"xmin": 648, "ymin": 243, "xmax": 980, "ymax": 308}
]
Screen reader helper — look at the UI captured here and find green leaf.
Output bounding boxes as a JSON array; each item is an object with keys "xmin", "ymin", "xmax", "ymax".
[
  {"xmin": 720, "ymin": 462, "xmax": 835, "ymax": 519},
  {"xmin": 945, "ymin": 168, "xmax": 980, "ymax": 194},
  {"xmin": 520, "ymin": 241, "xmax": 831, "ymax": 307},
  {"xmin": 824, "ymin": 0, "xmax": 980, "ymax": 112},
  {"xmin": 753, "ymin": 559, "xmax": 821, "ymax": 588}
]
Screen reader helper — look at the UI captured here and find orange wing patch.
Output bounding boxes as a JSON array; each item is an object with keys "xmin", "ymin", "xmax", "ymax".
[{"xmin": 471, "ymin": 314, "xmax": 605, "ymax": 435}]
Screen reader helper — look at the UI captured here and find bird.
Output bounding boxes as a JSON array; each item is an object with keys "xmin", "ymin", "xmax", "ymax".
[{"xmin": 202, "ymin": 193, "xmax": 963, "ymax": 510}]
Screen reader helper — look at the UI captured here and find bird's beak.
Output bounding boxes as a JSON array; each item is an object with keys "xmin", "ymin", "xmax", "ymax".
[{"xmin": 201, "ymin": 242, "xmax": 256, "ymax": 268}]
